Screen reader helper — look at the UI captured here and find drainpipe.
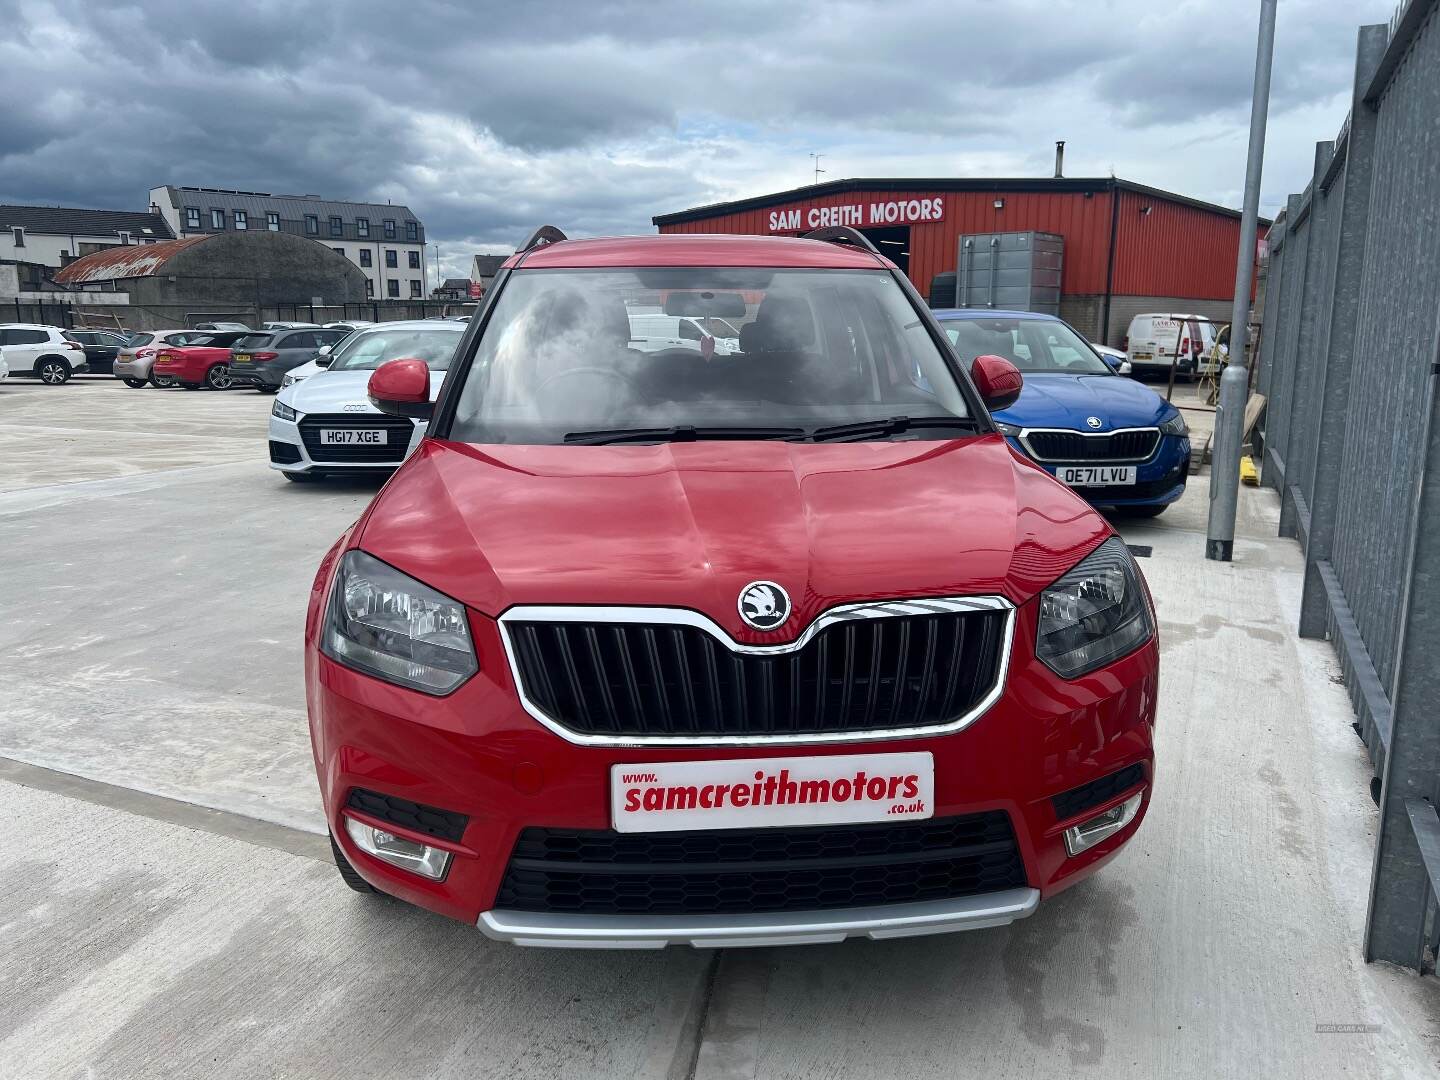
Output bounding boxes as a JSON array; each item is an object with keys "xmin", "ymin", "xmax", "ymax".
[
  {"xmin": 1100, "ymin": 181, "xmax": 1121, "ymax": 345},
  {"xmin": 1054, "ymin": 141, "xmax": 1065, "ymax": 178}
]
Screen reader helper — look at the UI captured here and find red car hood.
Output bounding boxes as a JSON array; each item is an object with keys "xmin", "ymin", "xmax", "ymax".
[{"xmin": 357, "ymin": 435, "xmax": 1109, "ymax": 639}]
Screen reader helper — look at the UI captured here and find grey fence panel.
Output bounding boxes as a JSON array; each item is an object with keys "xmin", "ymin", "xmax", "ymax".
[
  {"xmin": 1255, "ymin": 218, "xmax": 1288, "ymax": 406},
  {"xmin": 1263, "ymin": 195, "xmax": 1312, "ymax": 486},
  {"xmin": 1259, "ymin": 1, "xmax": 1440, "ymax": 969},
  {"xmin": 1331, "ymin": 9, "xmax": 1440, "ymax": 699},
  {"xmin": 1281, "ymin": 144, "xmax": 1343, "ymax": 544}
]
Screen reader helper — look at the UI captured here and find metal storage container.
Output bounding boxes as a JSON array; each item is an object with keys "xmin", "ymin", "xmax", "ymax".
[{"xmin": 953, "ymin": 231, "xmax": 1064, "ymax": 314}]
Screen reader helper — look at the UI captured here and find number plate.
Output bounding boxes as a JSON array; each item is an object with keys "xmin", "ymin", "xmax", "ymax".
[
  {"xmin": 1057, "ymin": 465, "xmax": 1137, "ymax": 487},
  {"xmin": 612, "ymin": 752, "xmax": 934, "ymax": 833},
  {"xmin": 320, "ymin": 429, "xmax": 386, "ymax": 445},
  {"xmin": 233, "ymin": 354, "xmax": 252, "ymax": 363}
]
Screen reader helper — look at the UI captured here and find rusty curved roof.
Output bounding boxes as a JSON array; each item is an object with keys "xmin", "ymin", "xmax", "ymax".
[{"xmin": 54, "ymin": 235, "xmax": 211, "ymax": 285}]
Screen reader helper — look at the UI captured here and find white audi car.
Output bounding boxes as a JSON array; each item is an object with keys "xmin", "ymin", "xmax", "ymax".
[{"xmin": 267, "ymin": 320, "xmax": 463, "ymax": 483}]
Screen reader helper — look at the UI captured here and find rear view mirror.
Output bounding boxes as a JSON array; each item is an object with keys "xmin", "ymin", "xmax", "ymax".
[
  {"xmin": 368, "ymin": 358, "xmax": 432, "ymax": 419},
  {"xmin": 663, "ymin": 291, "xmax": 748, "ymax": 318},
  {"xmin": 970, "ymin": 354, "xmax": 1024, "ymax": 411}
]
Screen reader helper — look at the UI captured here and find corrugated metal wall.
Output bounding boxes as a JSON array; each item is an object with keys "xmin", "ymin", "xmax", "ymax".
[
  {"xmin": 659, "ymin": 188, "xmax": 1113, "ymax": 295},
  {"xmin": 659, "ymin": 185, "xmax": 1247, "ymax": 304},
  {"xmin": 1111, "ymin": 191, "xmax": 1249, "ymax": 300}
]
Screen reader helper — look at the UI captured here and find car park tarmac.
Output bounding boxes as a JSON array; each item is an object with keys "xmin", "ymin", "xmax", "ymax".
[{"xmin": 1, "ymin": 378, "xmax": 1437, "ymax": 1079}]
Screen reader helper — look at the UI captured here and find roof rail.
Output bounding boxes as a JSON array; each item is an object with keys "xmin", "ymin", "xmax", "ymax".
[
  {"xmin": 799, "ymin": 226, "xmax": 881, "ymax": 257},
  {"xmin": 519, "ymin": 225, "xmax": 568, "ymax": 253}
]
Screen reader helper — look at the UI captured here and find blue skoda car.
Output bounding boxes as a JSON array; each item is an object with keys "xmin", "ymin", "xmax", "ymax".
[{"xmin": 934, "ymin": 309, "xmax": 1190, "ymax": 515}]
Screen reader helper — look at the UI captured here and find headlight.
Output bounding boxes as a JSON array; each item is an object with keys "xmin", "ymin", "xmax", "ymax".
[
  {"xmin": 1159, "ymin": 412, "xmax": 1188, "ymax": 437},
  {"xmin": 1036, "ymin": 537, "xmax": 1154, "ymax": 679},
  {"xmin": 272, "ymin": 400, "xmax": 296, "ymax": 421},
  {"xmin": 994, "ymin": 421, "xmax": 1022, "ymax": 437},
  {"xmin": 321, "ymin": 550, "xmax": 478, "ymax": 694}
]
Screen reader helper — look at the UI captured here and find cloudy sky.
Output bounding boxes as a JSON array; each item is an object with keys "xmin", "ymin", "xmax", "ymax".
[{"xmin": 0, "ymin": 0, "xmax": 1388, "ymax": 280}]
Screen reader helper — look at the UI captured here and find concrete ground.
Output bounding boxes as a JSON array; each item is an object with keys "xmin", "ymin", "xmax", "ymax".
[{"xmin": 2, "ymin": 376, "xmax": 1437, "ymax": 1079}]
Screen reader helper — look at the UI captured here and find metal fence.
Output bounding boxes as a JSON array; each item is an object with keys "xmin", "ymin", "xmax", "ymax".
[
  {"xmin": 1254, "ymin": 0, "xmax": 1440, "ymax": 971},
  {"xmin": 7, "ymin": 297, "xmax": 477, "ymax": 331}
]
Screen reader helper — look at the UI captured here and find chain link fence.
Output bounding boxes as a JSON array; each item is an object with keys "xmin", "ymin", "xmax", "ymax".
[{"xmin": 1254, "ymin": 0, "xmax": 1440, "ymax": 971}]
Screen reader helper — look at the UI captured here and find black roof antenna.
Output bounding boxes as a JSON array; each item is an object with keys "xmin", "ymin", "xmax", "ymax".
[{"xmin": 801, "ymin": 225, "xmax": 882, "ymax": 257}]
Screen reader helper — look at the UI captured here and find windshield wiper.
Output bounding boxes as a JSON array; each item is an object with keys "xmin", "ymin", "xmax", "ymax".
[
  {"xmin": 805, "ymin": 415, "xmax": 980, "ymax": 442},
  {"xmin": 562, "ymin": 424, "xmax": 807, "ymax": 446}
]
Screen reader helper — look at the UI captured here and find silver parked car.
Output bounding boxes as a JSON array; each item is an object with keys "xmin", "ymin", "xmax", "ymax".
[{"xmin": 113, "ymin": 330, "xmax": 214, "ymax": 388}]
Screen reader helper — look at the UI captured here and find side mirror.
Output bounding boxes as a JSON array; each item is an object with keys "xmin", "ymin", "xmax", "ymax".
[
  {"xmin": 314, "ymin": 346, "xmax": 333, "ymax": 367},
  {"xmin": 970, "ymin": 354, "xmax": 1023, "ymax": 411},
  {"xmin": 368, "ymin": 358, "xmax": 432, "ymax": 418},
  {"xmin": 1098, "ymin": 352, "xmax": 1122, "ymax": 374}
]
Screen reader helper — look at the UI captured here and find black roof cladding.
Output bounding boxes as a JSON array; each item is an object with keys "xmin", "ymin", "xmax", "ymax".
[
  {"xmin": 652, "ymin": 176, "xmax": 1270, "ymax": 227},
  {"xmin": 0, "ymin": 204, "xmax": 175, "ymax": 238}
]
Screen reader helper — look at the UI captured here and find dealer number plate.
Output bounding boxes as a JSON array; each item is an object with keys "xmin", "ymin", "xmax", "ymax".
[
  {"xmin": 321, "ymin": 429, "xmax": 386, "ymax": 445},
  {"xmin": 611, "ymin": 752, "xmax": 934, "ymax": 833},
  {"xmin": 1057, "ymin": 465, "xmax": 1137, "ymax": 487}
]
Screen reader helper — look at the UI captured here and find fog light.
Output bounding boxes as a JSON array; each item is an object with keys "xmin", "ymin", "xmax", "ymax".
[
  {"xmin": 1063, "ymin": 792, "xmax": 1143, "ymax": 856},
  {"xmin": 344, "ymin": 816, "xmax": 452, "ymax": 880}
]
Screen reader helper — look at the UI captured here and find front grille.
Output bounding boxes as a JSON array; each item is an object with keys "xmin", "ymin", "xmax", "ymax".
[
  {"xmin": 346, "ymin": 788, "xmax": 468, "ymax": 842},
  {"xmin": 496, "ymin": 812, "xmax": 1026, "ymax": 915},
  {"xmin": 1052, "ymin": 763, "xmax": 1146, "ymax": 821},
  {"xmin": 298, "ymin": 414, "xmax": 414, "ymax": 463},
  {"xmin": 269, "ymin": 440, "xmax": 302, "ymax": 464},
  {"xmin": 506, "ymin": 608, "xmax": 1008, "ymax": 739},
  {"xmin": 1025, "ymin": 429, "xmax": 1160, "ymax": 463}
]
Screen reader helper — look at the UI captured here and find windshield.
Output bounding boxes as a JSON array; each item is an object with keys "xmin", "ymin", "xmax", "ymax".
[
  {"xmin": 449, "ymin": 268, "xmax": 971, "ymax": 445},
  {"xmin": 328, "ymin": 325, "xmax": 462, "ymax": 372},
  {"xmin": 943, "ymin": 317, "xmax": 1111, "ymax": 375}
]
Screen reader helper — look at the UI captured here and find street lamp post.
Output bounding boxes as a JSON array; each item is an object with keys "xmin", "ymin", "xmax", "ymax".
[{"xmin": 1207, "ymin": 0, "xmax": 1278, "ymax": 561}]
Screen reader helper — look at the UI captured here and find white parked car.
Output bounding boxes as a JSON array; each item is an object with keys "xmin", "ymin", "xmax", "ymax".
[
  {"xmin": 268, "ymin": 320, "xmax": 464, "ymax": 482},
  {"xmin": 0, "ymin": 354, "xmax": 9, "ymax": 381},
  {"xmin": 0, "ymin": 324, "xmax": 88, "ymax": 384}
]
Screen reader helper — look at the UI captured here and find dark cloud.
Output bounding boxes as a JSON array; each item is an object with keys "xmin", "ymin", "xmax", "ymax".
[{"xmin": 0, "ymin": 0, "xmax": 1394, "ymax": 276}]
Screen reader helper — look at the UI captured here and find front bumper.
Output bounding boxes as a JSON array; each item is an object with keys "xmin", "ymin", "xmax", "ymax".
[
  {"xmin": 1008, "ymin": 435, "xmax": 1191, "ymax": 508},
  {"xmin": 307, "ymin": 574, "xmax": 1157, "ymax": 945},
  {"xmin": 268, "ymin": 412, "xmax": 422, "ymax": 473},
  {"xmin": 479, "ymin": 888, "xmax": 1040, "ymax": 949}
]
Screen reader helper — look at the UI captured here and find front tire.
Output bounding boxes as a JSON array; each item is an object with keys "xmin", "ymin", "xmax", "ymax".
[
  {"xmin": 205, "ymin": 365, "xmax": 234, "ymax": 390},
  {"xmin": 37, "ymin": 358, "xmax": 71, "ymax": 385},
  {"xmin": 122, "ymin": 377, "xmax": 148, "ymax": 389},
  {"xmin": 255, "ymin": 385, "xmax": 279, "ymax": 394},
  {"xmin": 1122, "ymin": 504, "xmax": 1168, "ymax": 518},
  {"xmin": 330, "ymin": 834, "xmax": 377, "ymax": 894}
]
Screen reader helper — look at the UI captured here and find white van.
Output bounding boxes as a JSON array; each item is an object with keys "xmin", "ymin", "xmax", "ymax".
[
  {"xmin": 1123, "ymin": 313, "xmax": 1216, "ymax": 377},
  {"xmin": 626, "ymin": 314, "xmax": 742, "ymax": 355}
]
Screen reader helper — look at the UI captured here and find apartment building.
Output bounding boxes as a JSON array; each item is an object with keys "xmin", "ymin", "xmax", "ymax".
[
  {"xmin": 149, "ymin": 185, "xmax": 428, "ymax": 300},
  {"xmin": 0, "ymin": 205, "xmax": 174, "ymax": 270}
]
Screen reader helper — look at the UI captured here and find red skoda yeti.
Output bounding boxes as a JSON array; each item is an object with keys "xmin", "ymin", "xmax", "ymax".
[{"xmin": 305, "ymin": 227, "xmax": 1158, "ymax": 948}]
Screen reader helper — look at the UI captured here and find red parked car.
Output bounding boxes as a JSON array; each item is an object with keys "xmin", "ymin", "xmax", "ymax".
[
  {"xmin": 150, "ymin": 330, "xmax": 251, "ymax": 390},
  {"xmin": 306, "ymin": 228, "xmax": 1158, "ymax": 948}
]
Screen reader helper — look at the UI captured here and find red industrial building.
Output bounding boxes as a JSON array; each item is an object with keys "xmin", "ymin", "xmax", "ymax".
[{"xmin": 653, "ymin": 177, "xmax": 1261, "ymax": 345}]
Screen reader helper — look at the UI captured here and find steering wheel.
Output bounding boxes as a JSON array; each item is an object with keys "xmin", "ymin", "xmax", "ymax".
[{"xmin": 536, "ymin": 366, "xmax": 636, "ymax": 415}]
